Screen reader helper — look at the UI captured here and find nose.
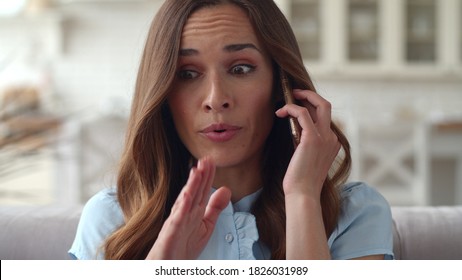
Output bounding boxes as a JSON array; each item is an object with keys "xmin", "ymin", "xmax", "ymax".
[{"xmin": 202, "ymin": 74, "xmax": 232, "ymax": 112}]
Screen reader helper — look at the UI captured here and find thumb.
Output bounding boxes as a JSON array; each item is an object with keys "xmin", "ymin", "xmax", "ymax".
[{"xmin": 203, "ymin": 187, "xmax": 231, "ymax": 227}]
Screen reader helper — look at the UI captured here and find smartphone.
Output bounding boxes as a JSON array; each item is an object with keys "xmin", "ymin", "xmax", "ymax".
[{"xmin": 279, "ymin": 68, "xmax": 301, "ymax": 147}]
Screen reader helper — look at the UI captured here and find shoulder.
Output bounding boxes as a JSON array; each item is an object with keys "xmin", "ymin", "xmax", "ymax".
[
  {"xmin": 69, "ymin": 187, "xmax": 124, "ymax": 259},
  {"xmin": 337, "ymin": 182, "xmax": 393, "ymax": 229},
  {"xmin": 328, "ymin": 182, "xmax": 394, "ymax": 259},
  {"xmin": 80, "ymin": 187, "xmax": 122, "ymax": 221},
  {"xmin": 339, "ymin": 182, "xmax": 391, "ymax": 217}
]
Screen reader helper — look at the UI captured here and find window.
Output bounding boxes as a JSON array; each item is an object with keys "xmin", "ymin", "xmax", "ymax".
[
  {"xmin": 348, "ymin": 0, "xmax": 379, "ymax": 61},
  {"xmin": 406, "ymin": 0, "xmax": 436, "ymax": 62},
  {"xmin": 291, "ymin": 0, "xmax": 320, "ymax": 60}
]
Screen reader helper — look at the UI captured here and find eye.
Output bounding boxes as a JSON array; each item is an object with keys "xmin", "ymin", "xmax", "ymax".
[
  {"xmin": 177, "ymin": 70, "xmax": 199, "ymax": 80},
  {"xmin": 230, "ymin": 64, "xmax": 256, "ymax": 75}
]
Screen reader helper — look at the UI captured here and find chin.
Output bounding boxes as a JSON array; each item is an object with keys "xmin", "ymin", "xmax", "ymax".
[
  {"xmin": 190, "ymin": 149, "xmax": 238, "ymax": 167},
  {"xmin": 205, "ymin": 149, "xmax": 263, "ymax": 170},
  {"xmin": 207, "ymin": 153, "xmax": 240, "ymax": 168}
]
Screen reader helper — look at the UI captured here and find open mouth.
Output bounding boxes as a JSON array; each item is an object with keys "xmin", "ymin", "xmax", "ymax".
[{"xmin": 201, "ymin": 124, "xmax": 241, "ymax": 142}]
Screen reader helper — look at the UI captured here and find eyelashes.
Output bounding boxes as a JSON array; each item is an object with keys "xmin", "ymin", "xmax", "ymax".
[
  {"xmin": 177, "ymin": 69, "xmax": 199, "ymax": 80},
  {"xmin": 229, "ymin": 64, "xmax": 256, "ymax": 75},
  {"xmin": 177, "ymin": 64, "xmax": 256, "ymax": 80}
]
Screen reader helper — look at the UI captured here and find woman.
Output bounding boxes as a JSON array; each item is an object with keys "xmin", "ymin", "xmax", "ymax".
[{"xmin": 69, "ymin": 0, "xmax": 394, "ymax": 260}]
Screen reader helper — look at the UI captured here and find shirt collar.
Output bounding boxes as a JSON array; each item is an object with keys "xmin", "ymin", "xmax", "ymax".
[
  {"xmin": 211, "ymin": 188, "xmax": 263, "ymax": 213},
  {"xmin": 233, "ymin": 188, "xmax": 263, "ymax": 213}
]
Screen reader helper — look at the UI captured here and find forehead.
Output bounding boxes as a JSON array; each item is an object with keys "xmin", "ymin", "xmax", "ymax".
[{"xmin": 181, "ymin": 4, "xmax": 259, "ymax": 47}]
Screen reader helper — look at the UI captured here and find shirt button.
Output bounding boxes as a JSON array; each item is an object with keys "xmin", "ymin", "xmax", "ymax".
[
  {"xmin": 225, "ymin": 233, "xmax": 234, "ymax": 243},
  {"xmin": 239, "ymin": 233, "xmax": 245, "ymax": 239}
]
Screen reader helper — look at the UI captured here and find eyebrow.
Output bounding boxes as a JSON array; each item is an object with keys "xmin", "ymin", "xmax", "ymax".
[
  {"xmin": 224, "ymin": 43, "xmax": 261, "ymax": 53},
  {"xmin": 179, "ymin": 43, "xmax": 261, "ymax": 56},
  {"xmin": 179, "ymin": 48, "xmax": 199, "ymax": 56}
]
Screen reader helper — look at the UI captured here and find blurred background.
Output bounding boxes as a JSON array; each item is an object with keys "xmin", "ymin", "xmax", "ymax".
[{"xmin": 0, "ymin": 0, "xmax": 461, "ymax": 207}]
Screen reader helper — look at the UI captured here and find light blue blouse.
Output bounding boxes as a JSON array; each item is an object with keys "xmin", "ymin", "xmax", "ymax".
[{"xmin": 68, "ymin": 182, "xmax": 394, "ymax": 260}]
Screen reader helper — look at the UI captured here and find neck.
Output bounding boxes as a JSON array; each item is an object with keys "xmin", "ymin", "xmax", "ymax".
[{"xmin": 213, "ymin": 162, "xmax": 262, "ymax": 203}]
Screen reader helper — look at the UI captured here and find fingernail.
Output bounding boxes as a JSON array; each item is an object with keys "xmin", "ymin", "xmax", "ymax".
[{"xmin": 293, "ymin": 89, "xmax": 302, "ymax": 95}]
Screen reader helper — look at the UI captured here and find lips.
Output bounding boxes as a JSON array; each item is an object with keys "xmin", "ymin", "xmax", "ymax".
[{"xmin": 200, "ymin": 123, "xmax": 241, "ymax": 142}]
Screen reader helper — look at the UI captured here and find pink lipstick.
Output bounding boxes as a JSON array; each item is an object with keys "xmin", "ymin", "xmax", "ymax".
[{"xmin": 201, "ymin": 123, "xmax": 241, "ymax": 142}]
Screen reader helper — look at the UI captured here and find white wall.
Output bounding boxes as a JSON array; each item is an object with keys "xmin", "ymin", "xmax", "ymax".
[{"xmin": 51, "ymin": 2, "xmax": 157, "ymax": 116}]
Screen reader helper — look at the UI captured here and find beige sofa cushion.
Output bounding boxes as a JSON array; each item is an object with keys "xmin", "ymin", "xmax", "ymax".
[
  {"xmin": 392, "ymin": 206, "xmax": 462, "ymax": 260},
  {"xmin": 0, "ymin": 205, "xmax": 82, "ymax": 260},
  {"xmin": 1, "ymin": 205, "xmax": 461, "ymax": 259}
]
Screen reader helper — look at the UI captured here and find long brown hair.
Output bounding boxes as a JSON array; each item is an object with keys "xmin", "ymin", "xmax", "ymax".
[{"xmin": 104, "ymin": 0, "xmax": 351, "ymax": 260}]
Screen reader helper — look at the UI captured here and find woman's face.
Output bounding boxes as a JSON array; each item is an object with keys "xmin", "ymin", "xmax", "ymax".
[{"xmin": 168, "ymin": 4, "xmax": 274, "ymax": 168}]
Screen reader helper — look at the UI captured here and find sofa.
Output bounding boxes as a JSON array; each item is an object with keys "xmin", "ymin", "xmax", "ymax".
[{"xmin": 1, "ymin": 205, "xmax": 461, "ymax": 260}]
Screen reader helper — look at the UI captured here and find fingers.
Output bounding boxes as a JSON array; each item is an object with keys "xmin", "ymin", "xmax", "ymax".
[
  {"xmin": 276, "ymin": 102, "xmax": 317, "ymax": 136},
  {"xmin": 276, "ymin": 89, "xmax": 333, "ymax": 137},
  {"xmin": 198, "ymin": 157, "xmax": 215, "ymax": 206},
  {"xmin": 203, "ymin": 187, "xmax": 231, "ymax": 228},
  {"xmin": 171, "ymin": 157, "xmax": 214, "ymax": 216},
  {"xmin": 171, "ymin": 167, "xmax": 200, "ymax": 217},
  {"xmin": 293, "ymin": 90, "xmax": 332, "ymax": 130},
  {"xmin": 149, "ymin": 159, "xmax": 225, "ymax": 260},
  {"xmin": 164, "ymin": 158, "xmax": 227, "ymax": 243}
]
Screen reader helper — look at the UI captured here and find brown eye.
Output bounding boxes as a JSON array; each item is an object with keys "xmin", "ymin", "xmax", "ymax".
[
  {"xmin": 230, "ymin": 64, "xmax": 255, "ymax": 75},
  {"xmin": 177, "ymin": 70, "xmax": 199, "ymax": 80}
]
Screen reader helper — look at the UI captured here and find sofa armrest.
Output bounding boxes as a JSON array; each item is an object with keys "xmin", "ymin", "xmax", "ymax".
[
  {"xmin": 0, "ymin": 205, "xmax": 82, "ymax": 260},
  {"xmin": 392, "ymin": 206, "xmax": 462, "ymax": 260}
]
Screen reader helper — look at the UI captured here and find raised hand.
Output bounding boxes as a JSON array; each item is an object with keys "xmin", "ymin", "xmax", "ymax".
[{"xmin": 146, "ymin": 157, "xmax": 231, "ymax": 259}]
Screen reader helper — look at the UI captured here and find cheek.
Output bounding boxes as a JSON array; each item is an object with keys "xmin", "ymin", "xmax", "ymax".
[
  {"xmin": 261, "ymin": 103, "xmax": 275, "ymax": 136},
  {"xmin": 249, "ymin": 87, "xmax": 275, "ymax": 133},
  {"xmin": 254, "ymin": 84, "xmax": 274, "ymax": 113}
]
